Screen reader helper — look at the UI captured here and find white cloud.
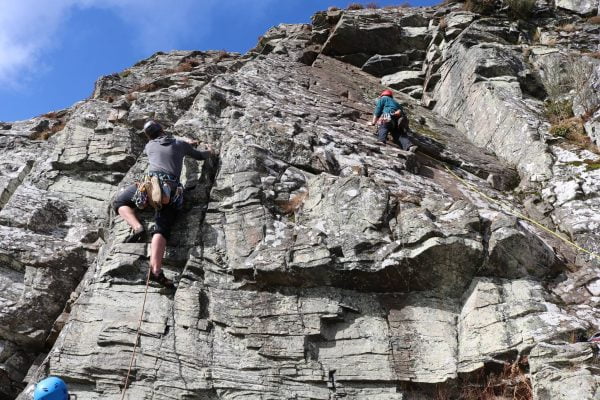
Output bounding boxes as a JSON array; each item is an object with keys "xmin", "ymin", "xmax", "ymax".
[
  {"xmin": 0, "ymin": 0, "xmax": 281, "ymax": 88},
  {"xmin": 0, "ymin": 0, "xmax": 76, "ymax": 87}
]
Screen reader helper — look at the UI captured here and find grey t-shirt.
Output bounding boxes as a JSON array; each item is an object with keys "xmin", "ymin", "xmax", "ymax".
[{"xmin": 144, "ymin": 136, "xmax": 210, "ymax": 179}]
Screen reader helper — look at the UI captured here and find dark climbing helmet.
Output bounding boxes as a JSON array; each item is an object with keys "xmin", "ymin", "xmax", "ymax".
[
  {"xmin": 143, "ymin": 120, "xmax": 163, "ymax": 138},
  {"xmin": 380, "ymin": 89, "xmax": 393, "ymax": 97},
  {"xmin": 33, "ymin": 376, "xmax": 69, "ymax": 400}
]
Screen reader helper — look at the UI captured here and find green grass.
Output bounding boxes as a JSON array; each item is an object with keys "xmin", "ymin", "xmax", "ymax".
[
  {"xmin": 545, "ymin": 99, "xmax": 574, "ymax": 124},
  {"xmin": 412, "ymin": 124, "xmax": 444, "ymax": 141},
  {"xmin": 565, "ymin": 160, "xmax": 600, "ymax": 171}
]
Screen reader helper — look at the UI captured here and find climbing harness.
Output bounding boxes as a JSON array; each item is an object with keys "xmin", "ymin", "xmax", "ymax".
[
  {"xmin": 149, "ymin": 171, "xmax": 184, "ymax": 210},
  {"xmin": 419, "ymin": 151, "xmax": 600, "ymax": 262},
  {"xmin": 119, "ymin": 267, "xmax": 152, "ymax": 400},
  {"xmin": 378, "ymin": 112, "xmax": 394, "ymax": 124},
  {"xmin": 132, "ymin": 176, "xmax": 150, "ymax": 210},
  {"xmin": 132, "ymin": 172, "xmax": 184, "ymax": 211}
]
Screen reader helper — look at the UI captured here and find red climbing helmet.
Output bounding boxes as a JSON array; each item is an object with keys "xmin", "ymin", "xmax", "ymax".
[{"xmin": 380, "ymin": 89, "xmax": 393, "ymax": 97}]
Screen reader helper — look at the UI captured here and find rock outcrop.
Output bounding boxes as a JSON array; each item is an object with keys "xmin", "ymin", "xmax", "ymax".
[{"xmin": 1, "ymin": 1, "xmax": 600, "ymax": 400}]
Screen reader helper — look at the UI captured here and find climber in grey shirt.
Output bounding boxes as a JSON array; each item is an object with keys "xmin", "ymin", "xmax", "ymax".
[
  {"xmin": 145, "ymin": 135, "xmax": 210, "ymax": 180},
  {"xmin": 113, "ymin": 120, "xmax": 213, "ymax": 288}
]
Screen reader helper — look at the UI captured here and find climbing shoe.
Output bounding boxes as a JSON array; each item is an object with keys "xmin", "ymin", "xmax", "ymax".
[
  {"xmin": 150, "ymin": 271, "xmax": 175, "ymax": 289},
  {"xmin": 124, "ymin": 227, "xmax": 146, "ymax": 243}
]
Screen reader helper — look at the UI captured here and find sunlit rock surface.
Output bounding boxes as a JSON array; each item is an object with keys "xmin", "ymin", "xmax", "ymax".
[{"xmin": 1, "ymin": 2, "xmax": 599, "ymax": 399}]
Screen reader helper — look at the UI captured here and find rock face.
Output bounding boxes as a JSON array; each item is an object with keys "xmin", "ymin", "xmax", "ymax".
[
  {"xmin": 1, "ymin": 3, "xmax": 600, "ymax": 400},
  {"xmin": 556, "ymin": 0, "xmax": 598, "ymax": 15},
  {"xmin": 432, "ymin": 21, "xmax": 554, "ymax": 182},
  {"xmin": 529, "ymin": 342, "xmax": 600, "ymax": 398}
]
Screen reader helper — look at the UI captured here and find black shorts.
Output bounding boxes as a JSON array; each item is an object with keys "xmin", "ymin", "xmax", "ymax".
[{"xmin": 113, "ymin": 184, "xmax": 178, "ymax": 240}]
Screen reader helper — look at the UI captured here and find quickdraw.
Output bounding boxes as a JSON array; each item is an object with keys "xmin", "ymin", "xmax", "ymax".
[{"xmin": 132, "ymin": 172, "xmax": 184, "ymax": 211}]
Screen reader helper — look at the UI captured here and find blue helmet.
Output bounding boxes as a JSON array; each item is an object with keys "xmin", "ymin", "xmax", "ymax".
[{"xmin": 33, "ymin": 376, "xmax": 69, "ymax": 400}]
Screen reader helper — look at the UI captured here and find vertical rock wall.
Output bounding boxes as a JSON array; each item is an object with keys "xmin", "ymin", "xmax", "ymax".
[{"xmin": 0, "ymin": 3, "xmax": 599, "ymax": 400}]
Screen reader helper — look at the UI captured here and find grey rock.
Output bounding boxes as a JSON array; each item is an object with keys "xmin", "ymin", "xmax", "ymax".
[
  {"xmin": 0, "ymin": 225, "xmax": 88, "ymax": 348},
  {"xmin": 402, "ymin": 85, "xmax": 424, "ymax": 99},
  {"xmin": 541, "ymin": 146, "xmax": 600, "ymax": 282},
  {"xmin": 458, "ymin": 278, "xmax": 586, "ymax": 373},
  {"xmin": 572, "ymin": 57, "xmax": 600, "ymax": 118},
  {"xmin": 252, "ymin": 24, "xmax": 313, "ymax": 62},
  {"xmin": 361, "ymin": 54, "xmax": 410, "ymax": 77},
  {"xmin": 529, "ymin": 343, "xmax": 600, "ymax": 399},
  {"xmin": 1, "ymin": 5, "xmax": 600, "ymax": 400},
  {"xmin": 482, "ymin": 214, "xmax": 563, "ymax": 279},
  {"xmin": 321, "ymin": 12, "xmax": 405, "ymax": 58},
  {"xmin": 311, "ymin": 10, "xmax": 342, "ymax": 36},
  {"xmin": 443, "ymin": 11, "xmax": 477, "ymax": 30},
  {"xmin": 556, "ymin": 0, "xmax": 599, "ymax": 15},
  {"xmin": 432, "ymin": 23, "xmax": 553, "ymax": 182},
  {"xmin": 585, "ymin": 112, "xmax": 600, "ymax": 145},
  {"xmin": 387, "ymin": 294, "xmax": 459, "ymax": 383},
  {"xmin": 321, "ymin": 9, "xmax": 434, "ymax": 64},
  {"xmin": 0, "ymin": 158, "xmax": 33, "ymax": 210},
  {"xmin": 382, "ymin": 70, "xmax": 425, "ymax": 90}
]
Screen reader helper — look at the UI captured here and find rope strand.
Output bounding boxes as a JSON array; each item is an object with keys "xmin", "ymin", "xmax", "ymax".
[
  {"xmin": 120, "ymin": 267, "xmax": 152, "ymax": 400},
  {"xmin": 441, "ymin": 162, "xmax": 600, "ymax": 261},
  {"xmin": 417, "ymin": 149, "xmax": 600, "ymax": 262}
]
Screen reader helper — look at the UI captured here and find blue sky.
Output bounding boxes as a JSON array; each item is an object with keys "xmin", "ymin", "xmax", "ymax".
[{"xmin": 0, "ymin": 0, "xmax": 436, "ymax": 122}]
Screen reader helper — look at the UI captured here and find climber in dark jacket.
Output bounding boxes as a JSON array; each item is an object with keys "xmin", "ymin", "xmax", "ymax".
[
  {"xmin": 113, "ymin": 120, "xmax": 212, "ymax": 288},
  {"xmin": 369, "ymin": 89, "xmax": 415, "ymax": 151}
]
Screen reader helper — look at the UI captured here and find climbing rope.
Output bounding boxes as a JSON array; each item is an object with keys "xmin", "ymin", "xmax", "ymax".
[
  {"xmin": 120, "ymin": 267, "xmax": 152, "ymax": 400},
  {"xmin": 418, "ymin": 150, "xmax": 600, "ymax": 262}
]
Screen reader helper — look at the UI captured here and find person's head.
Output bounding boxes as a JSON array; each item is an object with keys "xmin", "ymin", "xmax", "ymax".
[
  {"xmin": 143, "ymin": 120, "xmax": 164, "ymax": 139},
  {"xmin": 33, "ymin": 377, "xmax": 69, "ymax": 400},
  {"xmin": 380, "ymin": 89, "xmax": 393, "ymax": 98}
]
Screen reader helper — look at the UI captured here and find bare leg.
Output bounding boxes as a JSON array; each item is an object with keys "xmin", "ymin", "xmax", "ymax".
[
  {"xmin": 150, "ymin": 233, "xmax": 167, "ymax": 276},
  {"xmin": 117, "ymin": 205, "xmax": 143, "ymax": 232}
]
